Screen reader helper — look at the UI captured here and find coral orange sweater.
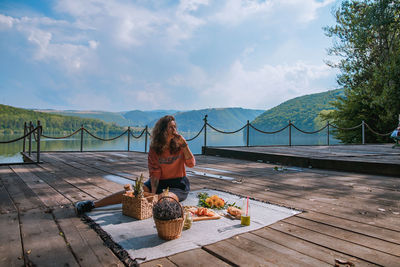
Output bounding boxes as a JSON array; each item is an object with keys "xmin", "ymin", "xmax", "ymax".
[{"xmin": 148, "ymin": 147, "xmax": 195, "ymax": 180}]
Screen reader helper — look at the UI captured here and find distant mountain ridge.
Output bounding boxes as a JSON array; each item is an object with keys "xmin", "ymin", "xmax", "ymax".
[
  {"xmin": 251, "ymin": 89, "xmax": 344, "ymax": 131},
  {"xmin": 37, "ymin": 107, "xmax": 265, "ymax": 132}
]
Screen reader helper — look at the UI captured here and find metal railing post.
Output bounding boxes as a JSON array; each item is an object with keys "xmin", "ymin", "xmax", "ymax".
[
  {"xmin": 362, "ymin": 120, "xmax": 365, "ymax": 145},
  {"xmin": 80, "ymin": 125, "xmax": 84, "ymax": 152},
  {"xmin": 203, "ymin": 115, "xmax": 208, "ymax": 153},
  {"xmin": 23, "ymin": 122, "xmax": 27, "ymax": 153},
  {"xmin": 127, "ymin": 127, "xmax": 130, "ymax": 151},
  {"xmin": 29, "ymin": 121, "xmax": 33, "ymax": 156},
  {"xmin": 289, "ymin": 120, "xmax": 292, "ymax": 146},
  {"xmin": 37, "ymin": 121, "xmax": 41, "ymax": 163},
  {"xmin": 246, "ymin": 120, "xmax": 250, "ymax": 147},
  {"xmin": 327, "ymin": 122, "xmax": 330, "ymax": 146},
  {"xmin": 144, "ymin": 126, "xmax": 148, "ymax": 153}
]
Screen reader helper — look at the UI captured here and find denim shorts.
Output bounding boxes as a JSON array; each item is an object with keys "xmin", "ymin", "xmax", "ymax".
[{"xmin": 144, "ymin": 176, "xmax": 190, "ymax": 202}]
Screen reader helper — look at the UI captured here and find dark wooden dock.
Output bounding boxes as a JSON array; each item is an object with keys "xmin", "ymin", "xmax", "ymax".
[{"xmin": 1, "ymin": 148, "xmax": 399, "ymax": 266}]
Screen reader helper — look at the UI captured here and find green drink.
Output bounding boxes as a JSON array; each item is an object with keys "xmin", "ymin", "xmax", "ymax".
[{"xmin": 241, "ymin": 215, "xmax": 250, "ymax": 226}]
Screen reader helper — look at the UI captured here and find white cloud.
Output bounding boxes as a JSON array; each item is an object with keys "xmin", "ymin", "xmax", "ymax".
[
  {"xmin": 201, "ymin": 60, "xmax": 335, "ymax": 109},
  {"xmin": 0, "ymin": 14, "xmax": 14, "ymax": 29},
  {"xmin": 213, "ymin": 0, "xmax": 334, "ymax": 26}
]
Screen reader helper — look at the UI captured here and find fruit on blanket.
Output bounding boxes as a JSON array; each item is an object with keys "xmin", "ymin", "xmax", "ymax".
[
  {"xmin": 227, "ymin": 206, "xmax": 243, "ymax": 219},
  {"xmin": 215, "ymin": 198, "xmax": 225, "ymax": 208}
]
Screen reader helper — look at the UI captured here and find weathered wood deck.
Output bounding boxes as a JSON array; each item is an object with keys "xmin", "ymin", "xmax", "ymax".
[{"xmin": 1, "ymin": 150, "xmax": 399, "ymax": 266}]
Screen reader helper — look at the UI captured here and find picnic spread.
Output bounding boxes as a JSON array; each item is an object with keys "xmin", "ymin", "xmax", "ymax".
[
  {"xmin": 121, "ymin": 175, "xmax": 253, "ymax": 240},
  {"xmin": 86, "ymin": 180, "xmax": 300, "ymax": 263}
]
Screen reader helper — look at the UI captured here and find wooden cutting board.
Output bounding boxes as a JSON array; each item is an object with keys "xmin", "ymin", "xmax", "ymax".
[
  {"xmin": 184, "ymin": 206, "xmax": 222, "ymax": 221},
  {"xmin": 192, "ymin": 213, "xmax": 221, "ymax": 221}
]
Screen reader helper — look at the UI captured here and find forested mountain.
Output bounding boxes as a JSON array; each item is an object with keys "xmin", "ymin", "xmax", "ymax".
[
  {"xmin": 37, "ymin": 109, "xmax": 178, "ymax": 126},
  {"xmin": 251, "ymin": 89, "xmax": 344, "ymax": 131},
  {"xmin": 157, "ymin": 108, "xmax": 265, "ymax": 132},
  {"xmin": 0, "ymin": 104, "xmax": 124, "ymax": 134},
  {"xmin": 122, "ymin": 110, "xmax": 177, "ymax": 126},
  {"xmin": 38, "ymin": 110, "xmax": 130, "ymax": 126}
]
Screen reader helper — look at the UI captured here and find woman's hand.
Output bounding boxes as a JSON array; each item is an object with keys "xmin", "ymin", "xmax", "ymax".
[{"xmin": 174, "ymin": 133, "xmax": 188, "ymax": 148}]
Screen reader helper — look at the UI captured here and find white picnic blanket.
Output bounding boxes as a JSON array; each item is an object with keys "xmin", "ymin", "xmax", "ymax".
[{"xmin": 86, "ymin": 189, "xmax": 300, "ymax": 263}]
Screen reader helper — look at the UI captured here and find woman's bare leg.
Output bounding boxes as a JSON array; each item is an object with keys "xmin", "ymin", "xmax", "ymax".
[{"xmin": 93, "ymin": 190, "xmax": 125, "ymax": 208}]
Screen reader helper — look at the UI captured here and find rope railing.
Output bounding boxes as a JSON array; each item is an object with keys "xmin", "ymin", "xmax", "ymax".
[
  {"xmin": 291, "ymin": 123, "xmax": 328, "ymax": 134},
  {"xmin": 41, "ymin": 128, "xmax": 82, "ymax": 139},
  {"xmin": 186, "ymin": 125, "xmax": 205, "ymax": 141},
  {"xmin": 364, "ymin": 122, "xmax": 392, "ymax": 136},
  {"xmin": 130, "ymin": 128, "xmax": 146, "ymax": 139},
  {"xmin": 329, "ymin": 122, "xmax": 363, "ymax": 130},
  {"xmin": 206, "ymin": 122, "xmax": 246, "ymax": 134},
  {"xmin": 1, "ymin": 116, "xmax": 397, "ymax": 165},
  {"xmin": 83, "ymin": 128, "xmax": 128, "ymax": 141},
  {"xmin": 0, "ymin": 126, "xmax": 39, "ymax": 144},
  {"xmin": 249, "ymin": 123, "xmax": 290, "ymax": 134}
]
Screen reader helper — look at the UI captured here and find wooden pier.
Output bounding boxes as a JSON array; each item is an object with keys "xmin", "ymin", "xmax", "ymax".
[{"xmin": 1, "ymin": 148, "xmax": 399, "ymax": 266}]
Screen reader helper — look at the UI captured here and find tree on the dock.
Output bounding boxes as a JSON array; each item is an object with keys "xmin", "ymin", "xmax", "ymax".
[{"xmin": 324, "ymin": 0, "xmax": 400, "ymax": 143}]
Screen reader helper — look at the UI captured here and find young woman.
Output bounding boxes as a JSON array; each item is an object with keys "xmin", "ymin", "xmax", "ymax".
[{"xmin": 75, "ymin": 115, "xmax": 195, "ymax": 215}]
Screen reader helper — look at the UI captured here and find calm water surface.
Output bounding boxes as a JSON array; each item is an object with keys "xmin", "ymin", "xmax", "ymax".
[{"xmin": 0, "ymin": 127, "xmax": 339, "ymax": 164}]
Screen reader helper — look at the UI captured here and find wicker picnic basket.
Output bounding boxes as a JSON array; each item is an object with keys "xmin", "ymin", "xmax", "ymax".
[
  {"xmin": 122, "ymin": 192, "xmax": 158, "ymax": 220},
  {"xmin": 153, "ymin": 196, "xmax": 184, "ymax": 240}
]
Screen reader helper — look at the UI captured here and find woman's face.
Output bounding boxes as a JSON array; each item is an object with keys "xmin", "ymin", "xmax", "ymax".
[{"xmin": 166, "ymin": 120, "xmax": 177, "ymax": 140}]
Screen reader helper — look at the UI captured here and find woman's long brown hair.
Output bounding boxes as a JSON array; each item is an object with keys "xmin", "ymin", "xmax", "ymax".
[{"xmin": 150, "ymin": 115, "xmax": 180, "ymax": 155}]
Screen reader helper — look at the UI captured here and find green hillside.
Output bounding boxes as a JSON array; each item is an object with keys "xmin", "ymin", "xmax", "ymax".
[
  {"xmin": 160, "ymin": 108, "xmax": 265, "ymax": 132},
  {"xmin": 122, "ymin": 110, "xmax": 177, "ymax": 126},
  {"xmin": 36, "ymin": 109, "xmax": 131, "ymax": 126},
  {"xmin": 0, "ymin": 104, "xmax": 124, "ymax": 134},
  {"xmin": 251, "ymin": 89, "xmax": 344, "ymax": 131}
]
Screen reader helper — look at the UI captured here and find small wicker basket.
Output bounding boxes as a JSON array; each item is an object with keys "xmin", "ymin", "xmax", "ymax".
[
  {"xmin": 122, "ymin": 192, "xmax": 158, "ymax": 220},
  {"xmin": 153, "ymin": 197, "xmax": 184, "ymax": 240}
]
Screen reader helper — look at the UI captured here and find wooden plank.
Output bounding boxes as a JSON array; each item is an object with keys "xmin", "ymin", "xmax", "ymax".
[
  {"xmin": 0, "ymin": 213, "xmax": 24, "ymax": 267},
  {"xmin": 44, "ymin": 154, "xmax": 121, "ymax": 194},
  {"xmin": 238, "ymin": 232, "xmax": 331, "ymax": 266},
  {"xmin": 10, "ymin": 165, "xmax": 70, "ymax": 207},
  {"xmin": 189, "ymin": 174, "xmax": 400, "ymax": 232},
  {"xmin": 167, "ymin": 248, "xmax": 231, "ymax": 267},
  {"xmin": 53, "ymin": 206, "xmax": 123, "ymax": 267},
  {"xmin": 0, "ymin": 178, "xmax": 16, "ymax": 214},
  {"xmin": 270, "ymin": 221, "xmax": 400, "ymax": 266},
  {"xmin": 27, "ymin": 164, "xmax": 92, "ymax": 204},
  {"xmin": 285, "ymin": 216, "xmax": 400, "ymax": 257},
  {"xmin": 203, "ymin": 238, "xmax": 279, "ymax": 266},
  {"xmin": 297, "ymin": 211, "xmax": 400, "ymax": 245},
  {"xmin": 253, "ymin": 227, "xmax": 376, "ymax": 267},
  {"xmin": 224, "ymin": 233, "xmax": 330, "ymax": 266},
  {"xmin": 20, "ymin": 208, "xmax": 79, "ymax": 266},
  {"xmin": 38, "ymin": 159, "xmax": 111, "ymax": 200},
  {"xmin": 140, "ymin": 258, "xmax": 177, "ymax": 267},
  {"xmin": 0, "ymin": 166, "xmax": 45, "ymax": 212}
]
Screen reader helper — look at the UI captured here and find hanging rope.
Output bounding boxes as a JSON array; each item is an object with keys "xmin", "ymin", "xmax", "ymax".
[
  {"xmin": 41, "ymin": 128, "xmax": 82, "ymax": 139},
  {"xmin": 249, "ymin": 123, "xmax": 290, "ymax": 134},
  {"xmin": 206, "ymin": 123, "xmax": 247, "ymax": 134},
  {"xmin": 329, "ymin": 123, "xmax": 363, "ymax": 130},
  {"xmin": 130, "ymin": 128, "xmax": 146, "ymax": 139},
  {"xmin": 186, "ymin": 124, "xmax": 205, "ymax": 141},
  {"xmin": 0, "ymin": 127, "xmax": 39, "ymax": 144},
  {"xmin": 364, "ymin": 123, "xmax": 392, "ymax": 136},
  {"xmin": 83, "ymin": 128, "xmax": 128, "ymax": 141},
  {"xmin": 291, "ymin": 124, "xmax": 328, "ymax": 134}
]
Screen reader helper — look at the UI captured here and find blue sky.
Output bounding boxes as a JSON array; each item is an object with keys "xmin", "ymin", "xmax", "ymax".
[{"xmin": 0, "ymin": 0, "xmax": 340, "ymax": 112}]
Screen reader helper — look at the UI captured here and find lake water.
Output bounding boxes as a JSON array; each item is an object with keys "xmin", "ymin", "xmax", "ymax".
[{"xmin": 0, "ymin": 127, "xmax": 340, "ymax": 164}]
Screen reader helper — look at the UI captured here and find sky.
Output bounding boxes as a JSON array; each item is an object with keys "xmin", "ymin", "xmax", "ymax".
[{"xmin": 0, "ymin": 0, "xmax": 340, "ymax": 112}]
